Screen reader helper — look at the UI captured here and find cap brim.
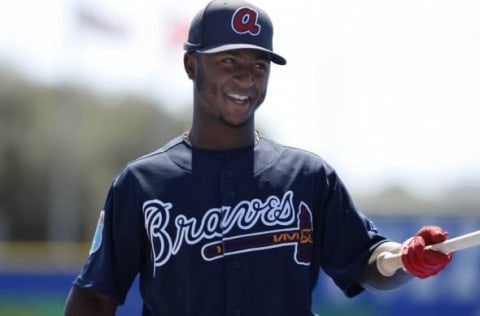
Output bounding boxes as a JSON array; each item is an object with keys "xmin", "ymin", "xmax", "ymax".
[{"xmin": 196, "ymin": 43, "xmax": 287, "ymax": 65}]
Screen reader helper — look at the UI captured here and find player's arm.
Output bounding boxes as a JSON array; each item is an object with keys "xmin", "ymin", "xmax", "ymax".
[
  {"xmin": 63, "ymin": 285, "xmax": 118, "ymax": 316},
  {"xmin": 358, "ymin": 226, "xmax": 453, "ymax": 291},
  {"xmin": 357, "ymin": 241, "xmax": 412, "ymax": 291}
]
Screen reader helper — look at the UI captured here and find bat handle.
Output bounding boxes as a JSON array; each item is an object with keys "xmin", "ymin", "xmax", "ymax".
[
  {"xmin": 376, "ymin": 251, "xmax": 403, "ymax": 277},
  {"xmin": 375, "ymin": 240, "xmax": 444, "ymax": 277},
  {"xmin": 375, "ymin": 244, "xmax": 449, "ymax": 277},
  {"xmin": 377, "ymin": 230, "xmax": 480, "ymax": 277},
  {"xmin": 375, "ymin": 237, "xmax": 439, "ymax": 277}
]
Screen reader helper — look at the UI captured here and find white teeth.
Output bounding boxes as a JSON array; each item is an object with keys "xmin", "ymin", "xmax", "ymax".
[{"xmin": 228, "ymin": 93, "xmax": 248, "ymax": 101}]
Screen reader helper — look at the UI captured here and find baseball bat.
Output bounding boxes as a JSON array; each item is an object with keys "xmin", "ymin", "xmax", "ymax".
[{"xmin": 376, "ymin": 230, "xmax": 480, "ymax": 276}]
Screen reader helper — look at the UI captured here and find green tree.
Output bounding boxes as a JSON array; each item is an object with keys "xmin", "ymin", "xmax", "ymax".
[{"xmin": 0, "ymin": 68, "xmax": 189, "ymax": 241}]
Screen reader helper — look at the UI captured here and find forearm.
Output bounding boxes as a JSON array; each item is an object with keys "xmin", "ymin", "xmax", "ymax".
[
  {"xmin": 64, "ymin": 286, "xmax": 118, "ymax": 316},
  {"xmin": 358, "ymin": 241, "xmax": 413, "ymax": 291}
]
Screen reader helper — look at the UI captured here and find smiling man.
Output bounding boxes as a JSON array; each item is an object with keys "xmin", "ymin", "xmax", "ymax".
[
  {"xmin": 182, "ymin": 0, "xmax": 285, "ymax": 149},
  {"xmin": 63, "ymin": 1, "xmax": 452, "ymax": 315}
]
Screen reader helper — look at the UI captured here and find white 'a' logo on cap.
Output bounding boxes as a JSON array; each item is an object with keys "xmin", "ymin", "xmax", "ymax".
[{"xmin": 231, "ymin": 7, "xmax": 261, "ymax": 36}]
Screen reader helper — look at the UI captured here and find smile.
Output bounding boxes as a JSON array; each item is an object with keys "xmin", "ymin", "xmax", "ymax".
[{"xmin": 227, "ymin": 93, "xmax": 250, "ymax": 105}]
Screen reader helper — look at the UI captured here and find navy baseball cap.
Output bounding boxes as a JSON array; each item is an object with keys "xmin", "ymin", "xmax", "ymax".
[{"xmin": 184, "ymin": 0, "xmax": 287, "ymax": 65}]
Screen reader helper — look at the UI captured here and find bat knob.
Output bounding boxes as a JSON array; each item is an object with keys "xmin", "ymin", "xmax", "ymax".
[{"xmin": 376, "ymin": 251, "xmax": 403, "ymax": 277}]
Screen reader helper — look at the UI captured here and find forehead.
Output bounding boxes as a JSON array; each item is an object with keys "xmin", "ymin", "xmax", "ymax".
[{"xmin": 204, "ymin": 49, "xmax": 271, "ymax": 61}]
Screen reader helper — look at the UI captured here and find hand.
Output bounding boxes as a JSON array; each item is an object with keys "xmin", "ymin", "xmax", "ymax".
[{"xmin": 401, "ymin": 226, "xmax": 453, "ymax": 279}]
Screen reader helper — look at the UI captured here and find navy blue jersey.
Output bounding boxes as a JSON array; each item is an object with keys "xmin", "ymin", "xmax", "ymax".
[{"xmin": 74, "ymin": 135, "xmax": 387, "ymax": 316}]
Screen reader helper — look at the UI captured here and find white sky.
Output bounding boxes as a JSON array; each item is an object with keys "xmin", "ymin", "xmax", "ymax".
[{"xmin": 0, "ymin": 0, "xmax": 479, "ymax": 195}]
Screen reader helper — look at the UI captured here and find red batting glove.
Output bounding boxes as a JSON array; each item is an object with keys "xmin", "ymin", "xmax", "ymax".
[{"xmin": 401, "ymin": 226, "xmax": 453, "ymax": 279}]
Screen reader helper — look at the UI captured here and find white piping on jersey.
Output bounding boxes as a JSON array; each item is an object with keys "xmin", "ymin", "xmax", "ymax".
[{"xmin": 143, "ymin": 191, "xmax": 304, "ymax": 274}]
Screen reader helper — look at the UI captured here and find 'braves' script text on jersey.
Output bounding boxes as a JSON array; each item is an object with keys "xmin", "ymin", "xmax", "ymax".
[{"xmin": 143, "ymin": 191, "xmax": 313, "ymax": 273}]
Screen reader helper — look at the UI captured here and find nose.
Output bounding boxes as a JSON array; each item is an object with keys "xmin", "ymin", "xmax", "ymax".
[{"xmin": 234, "ymin": 65, "xmax": 254, "ymax": 87}]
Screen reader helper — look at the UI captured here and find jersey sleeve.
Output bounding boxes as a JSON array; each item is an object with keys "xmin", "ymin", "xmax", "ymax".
[
  {"xmin": 318, "ymin": 168, "xmax": 386, "ymax": 297},
  {"xmin": 73, "ymin": 168, "xmax": 146, "ymax": 304}
]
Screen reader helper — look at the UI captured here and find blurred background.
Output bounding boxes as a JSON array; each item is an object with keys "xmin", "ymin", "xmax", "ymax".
[{"xmin": 0, "ymin": 0, "xmax": 479, "ymax": 315}]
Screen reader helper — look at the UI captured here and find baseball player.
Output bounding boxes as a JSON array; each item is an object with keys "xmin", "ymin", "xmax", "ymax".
[{"xmin": 63, "ymin": 1, "xmax": 452, "ymax": 315}]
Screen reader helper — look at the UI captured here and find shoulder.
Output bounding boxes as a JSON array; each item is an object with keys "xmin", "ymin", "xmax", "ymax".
[
  {"xmin": 256, "ymin": 136, "xmax": 349, "ymax": 202},
  {"xmin": 113, "ymin": 135, "xmax": 191, "ymax": 185},
  {"xmin": 133, "ymin": 135, "xmax": 190, "ymax": 166},
  {"xmin": 258, "ymin": 136, "xmax": 335, "ymax": 174}
]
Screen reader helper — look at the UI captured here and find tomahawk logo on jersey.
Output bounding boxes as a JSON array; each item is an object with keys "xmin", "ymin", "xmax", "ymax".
[{"xmin": 143, "ymin": 190, "xmax": 313, "ymax": 273}]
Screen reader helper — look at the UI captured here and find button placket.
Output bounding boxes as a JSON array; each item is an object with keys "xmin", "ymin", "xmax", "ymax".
[
  {"xmin": 221, "ymin": 167, "xmax": 244, "ymax": 316},
  {"xmin": 223, "ymin": 169, "xmax": 236, "ymax": 202}
]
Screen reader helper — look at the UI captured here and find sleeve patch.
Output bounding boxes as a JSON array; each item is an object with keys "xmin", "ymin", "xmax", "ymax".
[{"xmin": 89, "ymin": 210, "xmax": 105, "ymax": 255}]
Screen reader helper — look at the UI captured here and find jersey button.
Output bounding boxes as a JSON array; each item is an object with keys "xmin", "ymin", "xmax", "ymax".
[
  {"xmin": 233, "ymin": 308, "xmax": 241, "ymax": 316},
  {"xmin": 229, "ymin": 191, "xmax": 236, "ymax": 200},
  {"xmin": 226, "ymin": 170, "xmax": 234, "ymax": 178},
  {"xmin": 232, "ymin": 261, "xmax": 241, "ymax": 269}
]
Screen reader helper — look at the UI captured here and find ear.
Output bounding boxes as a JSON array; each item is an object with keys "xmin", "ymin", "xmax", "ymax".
[{"xmin": 183, "ymin": 52, "xmax": 196, "ymax": 80}]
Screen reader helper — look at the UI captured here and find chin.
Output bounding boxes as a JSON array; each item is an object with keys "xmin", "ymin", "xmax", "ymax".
[{"xmin": 220, "ymin": 117, "xmax": 252, "ymax": 128}]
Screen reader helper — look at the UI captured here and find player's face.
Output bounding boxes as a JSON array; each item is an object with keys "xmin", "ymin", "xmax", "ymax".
[{"xmin": 193, "ymin": 49, "xmax": 271, "ymax": 128}]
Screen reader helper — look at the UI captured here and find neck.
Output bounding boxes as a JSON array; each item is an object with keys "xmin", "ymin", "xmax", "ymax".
[{"xmin": 186, "ymin": 125, "xmax": 259, "ymax": 150}]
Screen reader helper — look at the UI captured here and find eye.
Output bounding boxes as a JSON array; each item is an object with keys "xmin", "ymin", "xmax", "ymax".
[
  {"xmin": 253, "ymin": 61, "xmax": 269, "ymax": 74},
  {"xmin": 221, "ymin": 56, "xmax": 236, "ymax": 64},
  {"xmin": 254, "ymin": 62, "xmax": 267, "ymax": 70}
]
